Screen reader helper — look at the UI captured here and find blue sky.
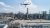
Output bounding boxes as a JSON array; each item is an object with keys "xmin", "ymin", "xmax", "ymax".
[
  {"xmin": 0, "ymin": 0, "xmax": 50, "ymax": 14},
  {"xmin": 32, "ymin": 0, "xmax": 50, "ymax": 7},
  {"xmin": 0, "ymin": 0, "xmax": 50, "ymax": 6}
]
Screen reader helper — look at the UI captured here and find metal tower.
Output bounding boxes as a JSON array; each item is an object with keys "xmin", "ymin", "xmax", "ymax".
[{"xmin": 21, "ymin": 2, "xmax": 31, "ymax": 19}]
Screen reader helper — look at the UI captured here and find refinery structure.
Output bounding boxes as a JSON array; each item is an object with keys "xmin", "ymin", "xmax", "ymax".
[{"xmin": 0, "ymin": 0, "xmax": 50, "ymax": 28}]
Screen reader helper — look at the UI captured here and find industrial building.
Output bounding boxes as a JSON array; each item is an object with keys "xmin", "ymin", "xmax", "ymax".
[{"xmin": 8, "ymin": 19, "xmax": 50, "ymax": 28}]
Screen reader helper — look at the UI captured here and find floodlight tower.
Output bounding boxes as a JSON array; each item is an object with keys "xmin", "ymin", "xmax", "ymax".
[{"xmin": 21, "ymin": 3, "xmax": 31, "ymax": 19}]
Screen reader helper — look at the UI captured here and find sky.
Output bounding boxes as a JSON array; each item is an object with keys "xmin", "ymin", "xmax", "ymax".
[{"xmin": 0, "ymin": 0, "xmax": 50, "ymax": 14}]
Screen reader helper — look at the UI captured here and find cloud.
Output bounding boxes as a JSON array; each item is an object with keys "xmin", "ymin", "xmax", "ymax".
[
  {"xmin": 0, "ymin": 0, "xmax": 49, "ymax": 14},
  {"xmin": 19, "ymin": 0, "xmax": 39, "ymax": 14},
  {"xmin": 0, "ymin": 2, "xmax": 11, "ymax": 7},
  {"xmin": 17, "ymin": 0, "xmax": 37, "ymax": 14},
  {"xmin": 0, "ymin": 2, "xmax": 16, "ymax": 13},
  {"xmin": 20, "ymin": 0, "xmax": 49, "ymax": 14}
]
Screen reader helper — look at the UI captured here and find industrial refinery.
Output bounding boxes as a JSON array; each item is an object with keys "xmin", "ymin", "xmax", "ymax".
[{"xmin": 0, "ymin": 0, "xmax": 50, "ymax": 28}]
